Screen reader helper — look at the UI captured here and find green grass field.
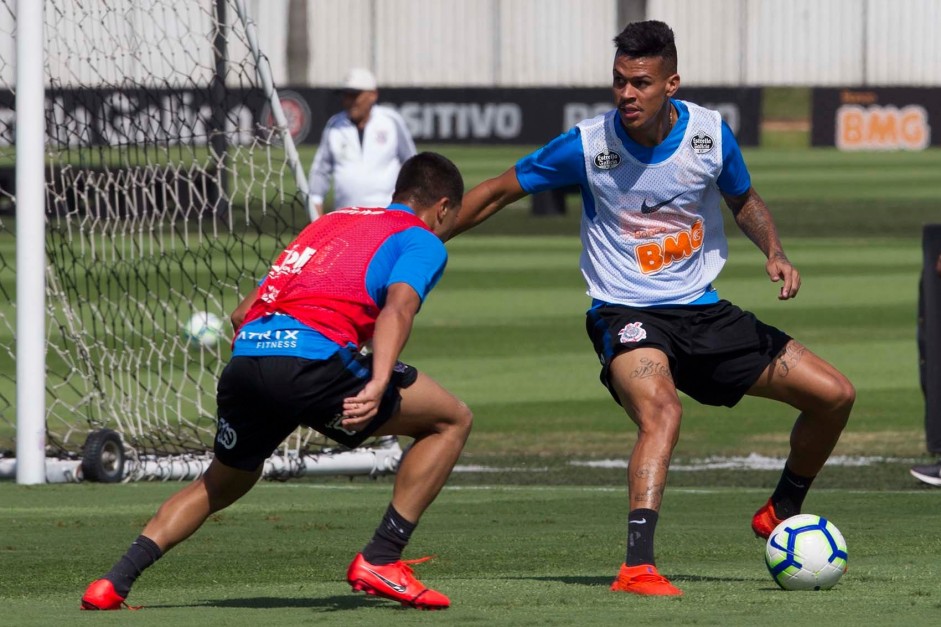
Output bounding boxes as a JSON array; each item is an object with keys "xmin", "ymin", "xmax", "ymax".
[
  {"xmin": 2, "ymin": 484, "xmax": 940, "ymax": 625},
  {"xmin": 2, "ymin": 142, "xmax": 941, "ymax": 624}
]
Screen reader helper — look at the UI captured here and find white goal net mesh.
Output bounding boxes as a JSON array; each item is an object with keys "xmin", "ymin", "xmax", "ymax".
[{"xmin": 0, "ymin": 1, "xmax": 394, "ymax": 478}]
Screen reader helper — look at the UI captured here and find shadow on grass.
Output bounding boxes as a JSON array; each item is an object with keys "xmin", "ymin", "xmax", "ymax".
[
  {"xmin": 669, "ymin": 574, "xmax": 761, "ymax": 583},
  {"xmin": 521, "ymin": 573, "xmax": 760, "ymax": 586},
  {"xmin": 521, "ymin": 575, "xmax": 612, "ymax": 587},
  {"xmin": 159, "ymin": 594, "xmax": 413, "ymax": 612}
]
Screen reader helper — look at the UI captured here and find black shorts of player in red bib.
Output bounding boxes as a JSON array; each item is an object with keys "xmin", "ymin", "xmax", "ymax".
[
  {"xmin": 586, "ymin": 300, "xmax": 792, "ymax": 407},
  {"xmin": 212, "ymin": 348, "xmax": 418, "ymax": 471}
]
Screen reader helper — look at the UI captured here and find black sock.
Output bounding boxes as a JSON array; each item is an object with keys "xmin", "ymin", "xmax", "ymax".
[
  {"xmin": 362, "ymin": 504, "xmax": 416, "ymax": 566},
  {"xmin": 625, "ymin": 508, "xmax": 659, "ymax": 566},
  {"xmin": 771, "ymin": 465, "xmax": 815, "ymax": 519},
  {"xmin": 103, "ymin": 535, "xmax": 163, "ymax": 598}
]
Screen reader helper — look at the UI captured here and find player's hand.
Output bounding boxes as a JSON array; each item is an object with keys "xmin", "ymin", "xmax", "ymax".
[
  {"xmin": 341, "ymin": 379, "xmax": 386, "ymax": 429},
  {"xmin": 766, "ymin": 252, "xmax": 801, "ymax": 300}
]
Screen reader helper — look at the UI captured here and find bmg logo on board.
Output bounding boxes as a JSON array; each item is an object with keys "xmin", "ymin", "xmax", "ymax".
[{"xmin": 836, "ymin": 104, "xmax": 930, "ymax": 151}]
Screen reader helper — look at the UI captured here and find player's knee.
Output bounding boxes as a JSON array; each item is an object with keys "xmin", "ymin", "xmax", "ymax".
[
  {"xmin": 806, "ymin": 372, "xmax": 855, "ymax": 430},
  {"xmin": 203, "ymin": 462, "xmax": 259, "ymax": 512},
  {"xmin": 830, "ymin": 375, "xmax": 856, "ymax": 423},
  {"xmin": 417, "ymin": 400, "xmax": 473, "ymax": 441},
  {"xmin": 448, "ymin": 400, "xmax": 473, "ymax": 440},
  {"xmin": 838, "ymin": 376, "xmax": 855, "ymax": 408},
  {"xmin": 199, "ymin": 477, "xmax": 234, "ymax": 513},
  {"xmin": 634, "ymin": 399, "xmax": 682, "ymax": 442},
  {"xmin": 822, "ymin": 372, "xmax": 855, "ymax": 415}
]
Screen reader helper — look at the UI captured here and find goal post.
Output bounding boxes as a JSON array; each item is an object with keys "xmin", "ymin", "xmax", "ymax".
[
  {"xmin": 0, "ymin": 0, "xmax": 398, "ymax": 483},
  {"xmin": 14, "ymin": 0, "xmax": 46, "ymax": 484},
  {"xmin": 231, "ymin": 0, "xmax": 317, "ymax": 222}
]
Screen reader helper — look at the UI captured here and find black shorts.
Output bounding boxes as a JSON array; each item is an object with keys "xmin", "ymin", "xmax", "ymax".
[
  {"xmin": 213, "ymin": 350, "xmax": 418, "ymax": 471},
  {"xmin": 586, "ymin": 300, "xmax": 791, "ymax": 407}
]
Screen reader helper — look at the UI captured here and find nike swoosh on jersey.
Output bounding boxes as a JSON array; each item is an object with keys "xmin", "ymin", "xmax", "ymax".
[
  {"xmin": 364, "ymin": 567, "xmax": 408, "ymax": 593},
  {"xmin": 629, "ymin": 518, "xmax": 647, "ymax": 525},
  {"xmin": 640, "ymin": 192, "xmax": 684, "ymax": 214}
]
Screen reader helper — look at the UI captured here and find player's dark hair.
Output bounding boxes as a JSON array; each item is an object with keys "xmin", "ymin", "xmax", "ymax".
[
  {"xmin": 613, "ymin": 20, "xmax": 677, "ymax": 73},
  {"xmin": 393, "ymin": 152, "xmax": 464, "ymax": 209}
]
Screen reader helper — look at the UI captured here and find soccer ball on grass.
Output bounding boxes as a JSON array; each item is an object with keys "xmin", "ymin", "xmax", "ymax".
[
  {"xmin": 765, "ymin": 514, "xmax": 847, "ymax": 591},
  {"xmin": 182, "ymin": 311, "xmax": 225, "ymax": 348}
]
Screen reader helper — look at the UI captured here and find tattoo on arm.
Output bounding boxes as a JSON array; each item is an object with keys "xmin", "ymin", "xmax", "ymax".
[
  {"xmin": 726, "ymin": 190, "xmax": 785, "ymax": 259},
  {"xmin": 774, "ymin": 341, "xmax": 806, "ymax": 377},
  {"xmin": 629, "ymin": 357, "xmax": 673, "ymax": 381}
]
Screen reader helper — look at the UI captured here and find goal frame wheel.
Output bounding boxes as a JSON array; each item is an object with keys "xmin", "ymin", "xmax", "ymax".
[{"xmin": 80, "ymin": 429, "xmax": 126, "ymax": 483}]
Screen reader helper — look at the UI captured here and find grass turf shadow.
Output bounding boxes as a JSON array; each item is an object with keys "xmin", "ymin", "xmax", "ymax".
[{"xmin": 167, "ymin": 593, "xmax": 415, "ymax": 612}]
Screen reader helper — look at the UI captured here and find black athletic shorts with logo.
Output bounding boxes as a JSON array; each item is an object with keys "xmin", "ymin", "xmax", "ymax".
[
  {"xmin": 586, "ymin": 300, "xmax": 791, "ymax": 407},
  {"xmin": 212, "ymin": 349, "xmax": 418, "ymax": 471}
]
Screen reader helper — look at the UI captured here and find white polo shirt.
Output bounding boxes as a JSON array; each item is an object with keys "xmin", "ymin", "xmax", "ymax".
[{"xmin": 308, "ymin": 104, "xmax": 417, "ymax": 210}]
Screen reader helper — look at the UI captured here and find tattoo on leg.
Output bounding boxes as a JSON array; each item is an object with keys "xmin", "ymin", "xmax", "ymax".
[
  {"xmin": 634, "ymin": 481, "xmax": 665, "ymax": 506},
  {"xmin": 631, "ymin": 455, "xmax": 671, "ymax": 506},
  {"xmin": 775, "ymin": 341, "xmax": 806, "ymax": 377},
  {"xmin": 630, "ymin": 357, "xmax": 672, "ymax": 381}
]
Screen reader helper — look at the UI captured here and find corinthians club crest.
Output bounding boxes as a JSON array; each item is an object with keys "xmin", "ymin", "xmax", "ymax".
[{"xmin": 618, "ymin": 322, "xmax": 647, "ymax": 343}]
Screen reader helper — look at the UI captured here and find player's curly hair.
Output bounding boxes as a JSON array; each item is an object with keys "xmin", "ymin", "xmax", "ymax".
[
  {"xmin": 393, "ymin": 152, "xmax": 464, "ymax": 209},
  {"xmin": 613, "ymin": 20, "xmax": 678, "ymax": 73}
]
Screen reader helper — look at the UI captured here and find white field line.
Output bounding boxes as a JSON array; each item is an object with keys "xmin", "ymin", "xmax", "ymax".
[
  {"xmin": 451, "ymin": 454, "xmax": 919, "ymax": 473},
  {"xmin": 453, "ymin": 464, "xmax": 549, "ymax": 472},
  {"xmin": 254, "ymin": 483, "xmax": 938, "ymax": 496},
  {"xmin": 569, "ymin": 453, "xmax": 919, "ymax": 471}
]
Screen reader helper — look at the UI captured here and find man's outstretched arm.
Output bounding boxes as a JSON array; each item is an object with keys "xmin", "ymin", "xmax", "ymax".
[{"xmin": 450, "ymin": 167, "xmax": 528, "ymax": 239}]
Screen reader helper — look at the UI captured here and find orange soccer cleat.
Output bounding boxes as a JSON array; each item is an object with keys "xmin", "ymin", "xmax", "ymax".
[
  {"xmin": 80, "ymin": 578, "xmax": 140, "ymax": 611},
  {"xmin": 346, "ymin": 553, "xmax": 450, "ymax": 610},
  {"xmin": 610, "ymin": 563, "xmax": 683, "ymax": 596},
  {"xmin": 751, "ymin": 498, "xmax": 785, "ymax": 539}
]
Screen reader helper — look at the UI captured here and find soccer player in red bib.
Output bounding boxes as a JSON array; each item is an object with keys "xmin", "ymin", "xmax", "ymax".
[
  {"xmin": 451, "ymin": 21, "xmax": 855, "ymax": 596},
  {"xmin": 81, "ymin": 152, "xmax": 470, "ymax": 611}
]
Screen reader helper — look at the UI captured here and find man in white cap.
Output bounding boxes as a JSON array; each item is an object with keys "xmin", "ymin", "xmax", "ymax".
[{"xmin": 308, "ymin": 68, "xmax": 417, "ymax": 217}]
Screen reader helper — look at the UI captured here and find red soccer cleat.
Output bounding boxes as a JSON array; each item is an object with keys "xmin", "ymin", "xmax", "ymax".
[
  {"xmin": 610, "ymin": 563, "xmax": 683, "ymax": 596},
  {"xmin": 80, "ymin": 578, "xmax": 140, "ymax": 611},
  {"xmin": 751, "ymin": 498, "xmax": 784, "ymax": 539},
  {"xmin": 346, "ymin": 553, "xmax": 450, "ymax": 610}
]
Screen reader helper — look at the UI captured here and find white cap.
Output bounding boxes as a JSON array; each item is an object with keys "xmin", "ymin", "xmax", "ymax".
[{"xmin": 340, "ymin": 67, "xmax": 377, "ymax": 92}]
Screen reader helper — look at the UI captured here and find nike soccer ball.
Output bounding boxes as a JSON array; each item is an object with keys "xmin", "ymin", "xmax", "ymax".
[
  {"xmin": 765, "ymin": 514, "xmax": 847, "ymax": 591},
  {"xmin": 183, "ymin": 311, "xmax": 224, "ymax": 348}
]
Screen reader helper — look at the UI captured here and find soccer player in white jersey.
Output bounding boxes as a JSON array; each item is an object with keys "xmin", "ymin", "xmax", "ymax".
[
  {"xmin": 451, "ymin": 20, "xmax": 855, "ymax": 596},
  {"xmin": 308, "ymin": 68, "xmax": 417, "ymax": 215}
]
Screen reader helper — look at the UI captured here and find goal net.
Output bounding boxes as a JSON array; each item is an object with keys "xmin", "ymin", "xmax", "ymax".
[{"xmin": 0, "ymin": 0, "xmax": 400, "ymax": 482}]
